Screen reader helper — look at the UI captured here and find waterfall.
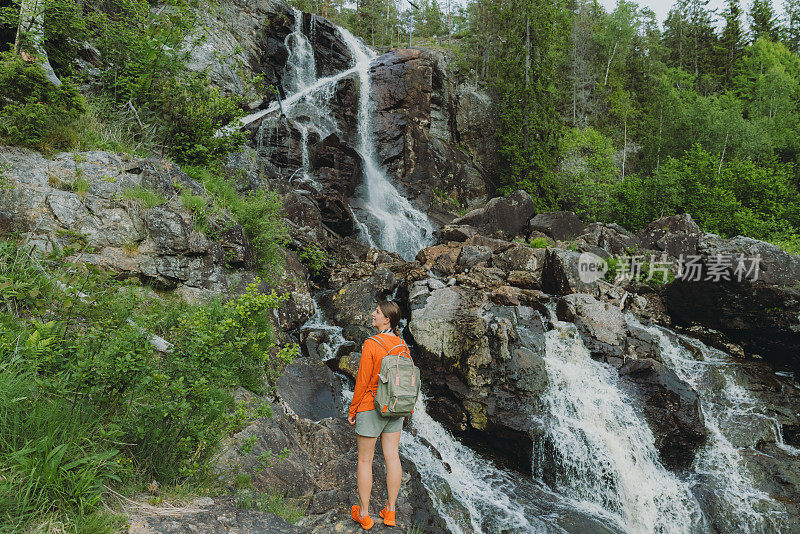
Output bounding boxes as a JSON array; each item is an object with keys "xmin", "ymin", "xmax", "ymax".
[
  {"xmin": 629, "ymin": 315, "xmax": 789, "ymax": 532},
  {"xmin": 535, "ymin": 322, "xmax": 705, "ymax": 534},
  {"xmin": 284, "ymin": 9, "xmax": 316, "ymax": 93},
  {"xmin": 336, "ymin": 28, "xmax": 434, "ymax": 261}
]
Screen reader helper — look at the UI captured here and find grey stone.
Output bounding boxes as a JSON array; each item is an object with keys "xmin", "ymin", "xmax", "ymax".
[{"xmin": 529, "ymin": 211, "xmax": 586, "ymax": 242}]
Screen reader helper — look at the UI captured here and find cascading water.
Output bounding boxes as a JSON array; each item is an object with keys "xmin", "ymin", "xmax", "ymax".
[
  {"xmin": 283, "ymin": 9, "xmax": 317, "ymax": 93},
  {"xmin": 535, "ymin": 321, "xmax": 705, "ymax": 534},
  {"xmin": 336, "ymin": 28, "xmax": 434, "ymax": 261},
  {"xmin": 629, "ymin": 314, "xmax": 790, "ymax": 532}
]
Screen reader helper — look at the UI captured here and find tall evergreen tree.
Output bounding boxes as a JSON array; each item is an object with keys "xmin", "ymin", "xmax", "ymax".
[
  {"xmin": 663, "ymin": 0, "xmax": 690, "ymax": 71},
  {"xmin": 750, "ymin": 0, "xmax": 780, "ymax": 43},
  {"xmin": 489, "ymin": 0, "xmax": 569, "ymax": 206},
  {"xmin": 720, "ymin": 0, "xmax": 745, "ymax": 88},
  {"xmin": 785, "ymin": 0, "xmax": 800, "ymax": 52}
]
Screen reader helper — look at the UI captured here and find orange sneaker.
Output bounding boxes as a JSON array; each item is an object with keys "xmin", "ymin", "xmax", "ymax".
[
  {"xmin": 379, "ymin": 502, "xmax": 396, "ymax": 526},
  {"xmin": 351, "ymin": 504, "xmax": 374, "ymax": 530}
]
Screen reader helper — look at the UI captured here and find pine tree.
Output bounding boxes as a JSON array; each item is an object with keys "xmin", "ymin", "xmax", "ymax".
[
  {"xmin": 785, "ymin": 0, "xmax": 800, "ymax": 52},
  {"xmin": 750, "ymin": 0, "xmax": 780, "ymax": 43},
  {"xmin": 720, "ymin": 0, "xmax": 745, "ymax": 88},
  {"xmin": 489, "ymin": 0, "xmax": 570, "ymax": 205}
]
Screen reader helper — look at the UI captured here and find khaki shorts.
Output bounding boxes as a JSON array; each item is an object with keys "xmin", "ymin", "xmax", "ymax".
[{"xmin": 355, "ymin": 409, "xmax": 404, "ymax": 437}]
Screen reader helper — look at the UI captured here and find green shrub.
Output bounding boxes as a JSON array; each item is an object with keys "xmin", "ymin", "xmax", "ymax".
[
  {"xmin": 298, "ymin": 244, "xmax": 326, "ymax": 276},
  {"xmin": 528, "ymin": 237, "xmax": 550, "ymax": 248},
  {"xmin": 184, "ymin": 166, "xmax": 287, "ymax": 279},
  {"xmin": 0, "ymin": 239, "xmax": 297, "ymax": 528},
  {"xmin": 0, "ymin": 51, "xmax": 85, "ymax": 150}
]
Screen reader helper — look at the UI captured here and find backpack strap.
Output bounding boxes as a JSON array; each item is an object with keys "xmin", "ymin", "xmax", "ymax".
[{"xmin": 367, "ymin": 335, "xmax": 388, "ymax": 350}]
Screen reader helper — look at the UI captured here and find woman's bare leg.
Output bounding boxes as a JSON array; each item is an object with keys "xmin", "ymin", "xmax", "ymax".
[
  {"xmin": 357, "ymin": 434, "xmax": 378, "ymax": 517},
  {"xmin": 381, "ymin": 430, "xmax": 402, "ymax": 511}
]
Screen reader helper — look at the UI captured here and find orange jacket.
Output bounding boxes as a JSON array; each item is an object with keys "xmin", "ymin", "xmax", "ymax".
[{"xmin": 348, "ymin": 332, "xmax": 407, "ymax": 419}]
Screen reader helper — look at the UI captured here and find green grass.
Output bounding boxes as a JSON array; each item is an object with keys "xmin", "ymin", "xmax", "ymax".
[
  {"xmin": 121, "ymin": 186, "xmax": 167, "ymax": 208},
  {"xmin": 69, "ymin": 176, "xmax": 90, "ymax": 199},
  {"xmin": 528, "ymin": 236, "xmax": 550, "ymax": 248},
  {"xmin": 183, "ymin": 165, "xmax": 286, "ymax": 280}
]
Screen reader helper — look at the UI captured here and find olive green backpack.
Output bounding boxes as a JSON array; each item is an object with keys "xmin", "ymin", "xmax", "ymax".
[{"xmin": 369, "ymin": 335, "xmax": 421, "ymax": 418}]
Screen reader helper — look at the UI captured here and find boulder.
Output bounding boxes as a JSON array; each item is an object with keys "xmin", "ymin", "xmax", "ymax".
[
  {"xmin": 635, "ymin": 213, "xmax": 701, "ymax": 259},
  {"xmin": 319, "ymin": 266, "xmax": 398, "ymax": 345},
  {"xmin": 450, "ymin": 190, "xmax": 536, "ymax": 240},
  {"xmin": 696, "ymin": 234, "xmax": 800, "ymax": 287},
  {"xmin": 618, "ymin": 358, "xmax": 707, "ymax": 472},
  {"xmin": 437, "ymin": 224, "xmax": 478, "ymax": 243},
  {"xmin": 416, "ymin": 243, "xmax": 462, "ymax": 277},
  {"xmin": 409, "ymin": 285, "xmax": 550, "ymax": 470},
  {"xmin": 556, "ymin": 293, "xmax": 662, "ymax": 368},
  {"xmin": 276, "ymin": 358, "xmax": 338, "ymax": 421},
  {"xmin": 662, "ymin": 277, "xmax": 800, "ymax": 373},
  {"xmin": 492, "ymin": 243, "xmax": 545, "ymax": 273},
  {"xmin": 541, "ymin": 248, "xmax": 601, "ymax": 296},
  {"xmin": 576, "ymin": 222, "xmax": 644, "ymax": 256},
  {"xmin": 456, "ymin": 244, "xmax": 492, "ymax": 270},
  {"xmin": 528, "ymin": 211, "xmax": 585, "ymax": 242}
]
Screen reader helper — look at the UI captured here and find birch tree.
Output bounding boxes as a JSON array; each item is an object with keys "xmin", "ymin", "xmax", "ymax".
[{"xmin": 14, "ymin": 0, "xmax": 61, "ymax": 85}]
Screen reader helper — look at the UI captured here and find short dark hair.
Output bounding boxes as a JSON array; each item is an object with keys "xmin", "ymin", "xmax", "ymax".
[{"xmin": 377, "ymin": 299, "xmax": 402, "ymax": 333}]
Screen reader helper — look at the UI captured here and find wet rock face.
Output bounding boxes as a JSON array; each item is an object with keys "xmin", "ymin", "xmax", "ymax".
[
  {"xmin": 186, "ymin": 0, "xmax": 294, "ymax": 102},
  {"xmin": 662, "ymin": 279, "xmax": 800, "ymax": 373},
  {"xmin": 618, "ymin": 358, "xmax": 706, "ymax": 471},
  {"xmin": 370, "ymin": 48, "xmax": 496, "ymax": 211}
]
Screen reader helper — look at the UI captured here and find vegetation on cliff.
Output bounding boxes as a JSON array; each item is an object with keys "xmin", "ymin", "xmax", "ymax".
[{"xmin": 0, "ymin": 238, "xmax": 297, "ymax": 531}]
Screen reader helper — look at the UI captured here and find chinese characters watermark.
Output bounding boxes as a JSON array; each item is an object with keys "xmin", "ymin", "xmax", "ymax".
[{"xmin": 578, "ymin": 252, "xmax": 761, "ymax": 284}]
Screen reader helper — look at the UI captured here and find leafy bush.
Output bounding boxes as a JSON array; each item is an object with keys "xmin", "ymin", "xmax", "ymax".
[
  {"xmin": 0, "ymin": 51, "xmax": 85, "ymax": 150},
  {"xmin": 298, "ymin": 243, "xmax": 326, "ymax": 276},
  {"xmin": 610, "ymin": 144, "xmax": 800, "ymax": 241},
  {"xmin": 557, "ymin": 127, "xmax": 618, "ymax": 221},
  {"xmin": 0, "ymin": 239, "xmax": 297, "ymax": 529},
  {"xmin": 528, "ymin": 236, "xmax": 550, "ymax": 248}
]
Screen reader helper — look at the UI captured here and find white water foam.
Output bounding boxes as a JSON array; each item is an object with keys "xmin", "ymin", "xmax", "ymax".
[
  {"xmin": 630, "ymin": 315, "xmax": 789, "ymax": 532},
  {"xmin": 537, "ymin": 322, "xmax": 704, "ymax": 534}
]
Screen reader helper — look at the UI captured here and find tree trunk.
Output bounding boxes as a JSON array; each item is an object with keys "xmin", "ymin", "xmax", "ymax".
[
  {"xmin": 15, "ymin": 0, "xmax": 61, "ymax": 86},
  {"xmin": 603, "ymin": 41, "xmax": 617, "ymax": 86},
  {"xmin": 525, "ymin": 15, "xmax": 530, "ymax": 87}
]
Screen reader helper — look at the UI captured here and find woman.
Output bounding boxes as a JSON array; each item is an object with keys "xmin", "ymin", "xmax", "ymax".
[{"xmin": 347, "ymin": 299, "xmax": 406, "ymax": 530}]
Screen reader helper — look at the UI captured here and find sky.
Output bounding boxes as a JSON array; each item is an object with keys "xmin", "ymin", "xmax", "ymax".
[{"xmin": 595, "ymin": 0, "xmax": 787, "ymax": 29}]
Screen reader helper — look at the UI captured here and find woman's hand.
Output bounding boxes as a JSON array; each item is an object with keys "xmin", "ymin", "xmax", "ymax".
[{"xmin": 348, "ymin": 415, "xmax": 356, "ymax": 426}]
